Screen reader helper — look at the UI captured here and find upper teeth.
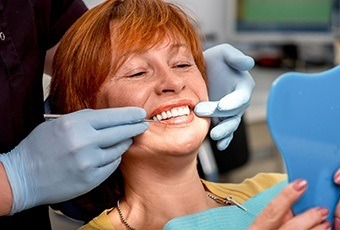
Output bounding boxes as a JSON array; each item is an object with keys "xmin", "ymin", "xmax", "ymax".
[{"xmin": 152, "ymin": 106, "xmax": 190, "ymax": 121}]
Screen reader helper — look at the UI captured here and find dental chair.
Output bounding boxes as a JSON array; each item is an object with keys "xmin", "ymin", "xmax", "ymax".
[
  {"xmin": 267, "ymin": 66, "xmax": 340, "ymax": 225},
  {"xmin": 198, "ymin": 118, "xmax": 250, "ymax": 182}
]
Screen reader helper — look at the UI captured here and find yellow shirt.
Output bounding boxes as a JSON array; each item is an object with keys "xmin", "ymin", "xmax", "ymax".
[{"xmin": 79, "ymin": 173, "xmax": 287, "ymax": 230}]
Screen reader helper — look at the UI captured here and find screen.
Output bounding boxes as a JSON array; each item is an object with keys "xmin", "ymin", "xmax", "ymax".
[{"xmin": 226, "ymin": 0, "xmax": 336, "ymax": 45}]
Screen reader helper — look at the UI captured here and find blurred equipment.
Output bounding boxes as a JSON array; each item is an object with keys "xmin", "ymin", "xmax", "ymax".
[{"xmin": 226, "ymin": 0, "xmax": 337, "ymax": 69}]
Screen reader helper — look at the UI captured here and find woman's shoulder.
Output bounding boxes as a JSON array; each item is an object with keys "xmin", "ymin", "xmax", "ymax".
[
  {"xmin": 202, "ymin": 173, "xmax": 287, "ymax": 203},
  {"xmin": 78, "ymin": 208, "xmax": 115, "ymax": 230}
]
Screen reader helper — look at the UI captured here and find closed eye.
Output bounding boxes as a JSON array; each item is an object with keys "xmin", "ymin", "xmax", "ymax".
[
  {"xmin": 175, "ymin": 63, "xmax": 192, "ymax": 68},
  {"xmin": 127, "ymin": 71, "xmax": 146, "ymax": 78}
]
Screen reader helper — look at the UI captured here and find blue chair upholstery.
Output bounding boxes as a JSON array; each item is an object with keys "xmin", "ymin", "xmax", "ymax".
[{"xmin": 267, "ymin": 66, "xmax": 340, "ymax": 225}]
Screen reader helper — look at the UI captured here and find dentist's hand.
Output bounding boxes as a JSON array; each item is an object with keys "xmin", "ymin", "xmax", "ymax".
[
  {"xmin": 194, "ymin": 44, "xmax": 255, "ymax": 150},
  {"xmin": 0, "ymin": 108, "xmax": 148, "ymax": 215}
]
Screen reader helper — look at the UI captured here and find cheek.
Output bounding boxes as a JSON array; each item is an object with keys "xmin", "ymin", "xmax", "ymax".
[
  {"xmin": 190, "ymin": 77, "xmax": 209, "ymax": 101},
  {"xmin": 96, "ymin": 83, "xmax": 152, "ymax": 108}
]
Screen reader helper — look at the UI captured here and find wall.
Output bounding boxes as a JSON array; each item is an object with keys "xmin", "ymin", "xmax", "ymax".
[
  {"xmin": 83, "ymin": 0, "xmax": 228, "ymax": 45},
  {"xmin": 170, "ymin": 0, "xmax": 227, "ymax": 45}
]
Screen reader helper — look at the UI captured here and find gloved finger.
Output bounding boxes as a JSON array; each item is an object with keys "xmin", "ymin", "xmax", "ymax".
[
  {"xmin": 217, "ymin": 88, "xmax": 251, "ymax": 112},
  {"xmin": 221, "ymin": 45, "xmax": 255, "ymax": 71},
  {"xmin": 194, "ymin": 90, "xmax": 250, "ymax": 118},
  {"xmin": 96, "ymin": 122, "xmax": 148, "ymax": 148},
  {"xmin": 86, "ymin": 157, "xmax": 122, "ymax": 188},
  {"xmin": 93, "ymin": 156, "xmax": 122, "ymax": 181},
  {"xmin": 216, "ymin": 134, "xmax": 233, "ymax": 151},
  {"xmin": 204, "ymin": 44, "xmax": 255, "ymax": 71},
  {"xmin": 84, "ymin": 107, "xmax": 147, "ymax": 129},
  {"xmin": 210, "ymin": 116, "xmax": 240, "ymax": 141},
  {"xmin": 217, "ymin": 68, "xmax": 254, "ymax": 108},
  {"xmin": 79, "ymin": 139, "xmax": 131, "ymax": 169},
  {"xmin": 194, "ymin": 101, "xmax": 219, "ymax": 117},
  {"xmin": 194, "ymin": 101, "xmax": 245, "ymax": 117},
  {"xmin": 99, "ymin": 139, "xmax": 131, "ymax": 166}
]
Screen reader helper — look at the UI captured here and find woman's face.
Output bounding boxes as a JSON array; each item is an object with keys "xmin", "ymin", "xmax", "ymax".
[{"xmin": 95, "ymin": 37, "xmax": 210, "ymax": 158}]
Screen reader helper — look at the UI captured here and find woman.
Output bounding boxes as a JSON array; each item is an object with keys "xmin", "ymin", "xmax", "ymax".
[{"xmin": 49, "ymin": 0, "xmax": 336, "ymax": 229}]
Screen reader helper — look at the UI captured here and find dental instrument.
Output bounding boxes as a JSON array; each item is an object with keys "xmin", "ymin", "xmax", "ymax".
[{"xmin": 43, "ymin": 114, "xmax": 161, "ymax": 123}]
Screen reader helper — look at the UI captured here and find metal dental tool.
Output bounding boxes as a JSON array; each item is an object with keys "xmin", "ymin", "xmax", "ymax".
[{"xmin": 43, "ymin": 114, "xmax": 162, "ymax": 123}]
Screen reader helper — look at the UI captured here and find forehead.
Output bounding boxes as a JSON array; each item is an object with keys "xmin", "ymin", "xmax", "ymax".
[
  {"xmin": 139, "ymin": 37, "xmax": 191, "ymax": 55},
  {"xmin": 109, "ymin": 33, "xmax": 191, "ymax": 70}
]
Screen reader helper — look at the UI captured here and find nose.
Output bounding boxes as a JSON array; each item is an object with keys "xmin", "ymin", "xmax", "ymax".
[{"xmin": 154, "ymin": 68, "xmax": 186, "ymax": 95}]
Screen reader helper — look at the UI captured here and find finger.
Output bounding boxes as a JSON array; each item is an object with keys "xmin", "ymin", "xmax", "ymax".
[
  {"xmin": 227, "ymin": 56, "xmax": 255, "ymax": 72},
  {"xmin": 96, "ymin": 122, "xmax": 148, "ymax": 148},
  {"xmin": 210, "ymin": 116, "xmax": 240, "ymax": 141},
  {"xmin": 194, "ymin": 101, "xmax": 246, "ymax": 117},
  {"xmin": 335, "ymin": 217, "xmax": 340, "ymax": 230},
  {"xmin": 195, "ymin": 88, "xmax": 252, "ymax": 117},
  {"xmin": 83, "ymin": 139, "xmax": 132, "ymax": 169},
  {"xmin": 219, "ymin": 44, "xmax": 255, "ymax": 71},
  {"xmin": 281, "ymin": 210, "xmax": 294, "ymax": 223},
  {"xmin": 217, "ymin": 70, "xmax": 255, "ymax": 111},
  {"xmin": 100, "ymin": 139, "xmax": 132, "ymax": 166},
  {"xmin": 335, "ymin": 201, "xmax": 340, "ymax": 230},
  {"xmin": 89, "ymin": 156, "xmax": 122, "ymax": 186},
  {"xmin": 218, "ymin": 88, "xmax": 251, "ymax": 112},
  {"xmin": 334, "ymin": 169, "xmax": 340, "ymax": 184},
  {"xmin": 81, "ymin": 107, "xmax": 147, "ymax": 129},
  {"xmin": 216, "ymin": 134, "xmax": 233, "ymax": 151},
  {"xmin": 281, "ymin": 207, "xmax": 329, "ymax": 230},
  {"xmin": 309, "ymin": 221, "xmax": 332, "ymax": 230},
  {"xmin": 250, "ymin": 179, "xmax": 307, "ymax": 230},
  {"xmin": 194, "ymin": 101, "xmax": 219, "ymax": 117}
]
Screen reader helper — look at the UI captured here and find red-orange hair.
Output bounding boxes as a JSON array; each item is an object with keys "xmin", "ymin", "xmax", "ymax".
[{"xmin": 49, "ymin": 0, "xmax": 206, "ymax": 114}]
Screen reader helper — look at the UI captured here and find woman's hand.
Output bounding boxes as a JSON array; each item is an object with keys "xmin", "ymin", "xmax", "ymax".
[
  {"xmin": 249, "ymin": 179, "xmax": 331, "ymax": 230},
  {"xmin": 334, "ymin": 169, "xmax": 340, "ymax": 230}
]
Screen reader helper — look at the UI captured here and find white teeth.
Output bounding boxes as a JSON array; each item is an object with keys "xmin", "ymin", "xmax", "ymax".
[
  {"xmin": 171, "ymin": 108, "xmax": 179, "ymax": 117},
  {"xmin": 161, "ymin": 111, "xmax": 167, "ymax": 119},
  {"xmin": 152, "ymin": 106, "xmax": 190, "ymax": 121},
  {"xmin": 166, "ymin": 111, "xmax": 172, "ymax": 117},
  {"xmin": 184, "ymin": 106, "xmax": 190, "ymax": 114}
]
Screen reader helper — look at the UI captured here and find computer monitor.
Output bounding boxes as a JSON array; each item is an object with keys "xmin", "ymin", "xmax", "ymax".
[{"xmin": 225, "ymin": 0, "xmax": 337, "ymax": 45}]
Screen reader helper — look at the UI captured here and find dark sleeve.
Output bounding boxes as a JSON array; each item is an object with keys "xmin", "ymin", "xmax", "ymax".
[
  {"xmin": 48, "ymin": 0, "xmax": 88, "ymax": 48},
  {"xmin": 34, "ymin": 0, "xmax": 88, "ymax": 50}
]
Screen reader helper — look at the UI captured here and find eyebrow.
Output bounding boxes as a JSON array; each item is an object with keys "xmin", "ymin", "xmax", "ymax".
[
  {"xmin": 167, "ymin": 43, "xmax": 191, "ymax": 57},
  {"xmin": 169, "ymin": 43, "xmax": 189, "ymax": 51}
]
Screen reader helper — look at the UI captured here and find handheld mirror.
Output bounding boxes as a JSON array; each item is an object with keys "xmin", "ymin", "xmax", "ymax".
[{"xmin": 267, "ymin": 66, "xmax": 340, "ymax": 225}]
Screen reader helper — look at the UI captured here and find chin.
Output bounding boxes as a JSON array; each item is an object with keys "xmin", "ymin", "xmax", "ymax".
[
  {"xmin": 132, "ymin": 117, "xmax": 210, "ymax": 156},
  {"xmin": 168, "ymin": 135, "xmax": 203, "ymax": 155}
]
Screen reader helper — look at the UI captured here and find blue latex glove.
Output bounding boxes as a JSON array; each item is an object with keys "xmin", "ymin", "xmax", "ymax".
[
  {"xmin": 0, "ymin": 108, "xmax": 148, "ymax": 215},
  {"xmin": 194, "ymin": 44, "xmax": 255, "ymax": 150}
]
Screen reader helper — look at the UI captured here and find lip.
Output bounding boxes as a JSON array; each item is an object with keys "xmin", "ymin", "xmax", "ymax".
[{"xmin": 149, "ymin": 99, "xmax": 195, "ymax": 118}]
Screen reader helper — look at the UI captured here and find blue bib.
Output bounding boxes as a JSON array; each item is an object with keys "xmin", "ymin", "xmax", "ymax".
[{"xmin": 163, "ymin": 180, "xmax": 287, "ymax": 230}]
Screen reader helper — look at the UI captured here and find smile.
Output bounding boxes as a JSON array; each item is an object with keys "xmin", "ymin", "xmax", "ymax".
[{"xmin": 152, "ymin": 106, "xmax": 190, "ymax": 121}]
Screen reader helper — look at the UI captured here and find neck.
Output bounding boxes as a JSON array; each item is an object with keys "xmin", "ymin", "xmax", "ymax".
[{"xmin": 114, "ymin": 152, "xmax": 217, "ymax": 229}]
